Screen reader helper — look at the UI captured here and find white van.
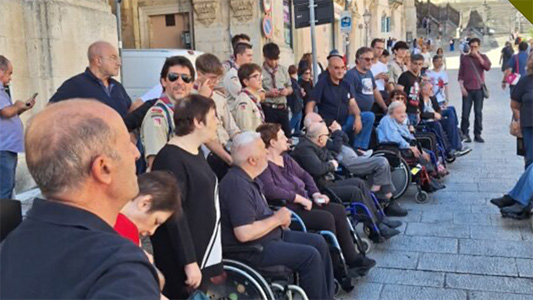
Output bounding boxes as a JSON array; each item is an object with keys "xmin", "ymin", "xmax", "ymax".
[{"xmin": 121, "ymin": 49, "xmax": 203, "ymax": 100}]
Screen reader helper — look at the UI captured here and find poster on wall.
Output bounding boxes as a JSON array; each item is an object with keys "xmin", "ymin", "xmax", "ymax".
[{"xmin": 283, "ymin": 0, "xmax": 292, "ymax": 46}]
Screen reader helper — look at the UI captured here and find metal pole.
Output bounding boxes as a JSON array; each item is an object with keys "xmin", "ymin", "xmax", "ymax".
[
  {"xmin": 115, "ymin": 0, "xmax": 123, "ymax": 82},
  {"xmin": 309, "ymin": 0, "xmax": 319, "ymax": 83},
  {"xmin": 344, "ymin": 1, "xmax": 350, "ymax": 66}
]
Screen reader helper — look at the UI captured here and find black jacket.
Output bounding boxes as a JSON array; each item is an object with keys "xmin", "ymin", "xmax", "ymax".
[
  {"xmin": 419, "ymin": 96, "xmax": 441, "ymax": 120},
  {"xmin": 326, "ymin": 129, "xmax": 349, "ymax": 157},
  {"xmin": 291, "ymin": 137, "xmax": 336, "ymax": 189}
]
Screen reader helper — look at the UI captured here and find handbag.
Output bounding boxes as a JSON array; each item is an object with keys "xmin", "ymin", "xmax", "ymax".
[
  {"xmin": 505, "ymin": 55, "xmax": 521, "ymax": 85},
  {"xmin": 468, "ymin": 57, "xmax": 489, "ymax": 99},
  {"xmin": 517, "ymin": 137, "xmax": 526, "ymax": 157}
]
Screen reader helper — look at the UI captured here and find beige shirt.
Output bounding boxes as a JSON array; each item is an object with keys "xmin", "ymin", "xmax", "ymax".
[
  {"xmin": 388, "ymin": 60, "xmax": 408, "ymax": 84},
  {"xmin": 231, "ymin": 90, "xmax": 263, "ymax": 131},
  {"xmin": 223, "ymin": 67, "xmax": 241, "ymax": 103},
  {"xmin": 140, "ymin": 99, "xmax": 174, "ymax": 159},
  {"xmin": 212, "ymin": 90, "xmax": 240, "ymax": 145},
  {"xmin": 262, "ymin": 64, "xmax": 290, "ymax": 105}
]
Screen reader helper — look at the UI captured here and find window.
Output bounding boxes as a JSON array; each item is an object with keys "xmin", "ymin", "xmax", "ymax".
[
  {"xmin": 165, "ymin": 14, "xmax": 176, "ymax": 27},
  {"xmin": 381, "ymin": 13, "xmax": 391, "ymax": 33},
  {"xmin": 283, "ymin": 0, "xmax": 293, "ymax": 48}
]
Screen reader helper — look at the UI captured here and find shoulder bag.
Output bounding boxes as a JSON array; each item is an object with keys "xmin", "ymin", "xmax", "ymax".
[
  {"xmin": 468, "ymin": 57, "xmax": 489, "ymax": 99},
  {"xmin": 505, "ymin": 55, "xmax": 521, "ymax": 85}
]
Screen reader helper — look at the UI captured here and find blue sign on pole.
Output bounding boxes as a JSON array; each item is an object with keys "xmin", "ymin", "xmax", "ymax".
[
  {"xmin": 262, "ymin": 15, "xmax": 274, "ymax": 39},
  {"xmin": 340, "ymin": 11, "xmax": 352, "ymax": 33}
]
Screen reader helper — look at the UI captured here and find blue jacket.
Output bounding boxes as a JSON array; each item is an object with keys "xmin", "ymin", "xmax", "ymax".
[{"xmin": 377, "ymin": 115, "xmax": 414, "ymax": 149}]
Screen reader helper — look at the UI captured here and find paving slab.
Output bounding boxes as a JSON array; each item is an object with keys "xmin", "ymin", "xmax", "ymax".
[
  {"xmin": 417, "ymin": 253, "xmax": 518, "ymax": 277},
  {"xmin": 405, "ymin": 222, "xmax": 470, "ymax": 239},
  {"xmin": 379, "ymin": 285, "xmax": 467, "ymax": 300},
  {"xmin": 446, "ymin": 273, "xmax": 533, "ymax": 294},
  {"xmin": 361, "ymin": 267, "xmax": 445, "ymax": 288}
]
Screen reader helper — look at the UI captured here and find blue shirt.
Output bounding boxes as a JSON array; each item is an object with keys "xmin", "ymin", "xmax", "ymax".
[
  {"xmin": 345, "ymin": 67, "xmax": 377, "ymax": 112},
  {"xmin": 376, "ymin": 115, "xmax": 414, "ymax": 149},
  {"xmin": 0, "ymin": 86, "xmax": 24, "ymax": 152},
  {"xmin": 0, "ymin": 198, "xmax": 160, "ymax": 299},
  {"xmin": 49, "ymin": 68, "xmax": 132, "ymax": 117},
  {"xmin": 507, "ymin": 51, "xmax": 529, "ymax": 77},
  {"xmin": 310, "ymin": 75, "xmax": 356, "ymax": 125}
]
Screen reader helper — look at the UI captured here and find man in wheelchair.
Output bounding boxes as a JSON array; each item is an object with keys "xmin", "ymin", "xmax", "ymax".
[
  {"xmin": 303, "ymin": 112, "xmax": 408, "ymax": 217},
  {"xmin": 291, "ymin": 121, "xmax": 402, "ymax": 240},
  {"xmin": 219, "ymin": 131, "xmax": 336, "ymax": 300}
]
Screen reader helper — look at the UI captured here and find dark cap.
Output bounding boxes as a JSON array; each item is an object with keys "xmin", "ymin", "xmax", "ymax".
[{"xmin": 327, "ymin": 49, "xmax": 343, "ymax": 60}]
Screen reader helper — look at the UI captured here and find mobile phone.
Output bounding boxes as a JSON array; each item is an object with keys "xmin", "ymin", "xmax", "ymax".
[
  {"xmin": 26, "ymin": 93, "xmax": 38, "ymax": 106},
  {"xmin": 278, "ymin": 87, "xmax": 285, "ymax": 91},
  {"xmin": 316, "ymin": 198, "xmax": 326, "ymax": 204}
]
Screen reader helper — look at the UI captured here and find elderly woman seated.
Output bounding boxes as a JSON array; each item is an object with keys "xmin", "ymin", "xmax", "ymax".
[
  {"xmin": 490, "ymin": 164, "xmax": 533, "ymax": 219},
  {"xmin": 291, "ymin": 121, "xmax": 402, "ymax": 240},
  {"xmin": 419, "ymin": 80, "xmax": 472, "ymax": 158},
  {"xmin": 256, "ymin": 123, "xmax": 376, "ymax": 277},
  {"xmin": 377, "ymin": 101, "xmax": 434, "ymax": 171}
]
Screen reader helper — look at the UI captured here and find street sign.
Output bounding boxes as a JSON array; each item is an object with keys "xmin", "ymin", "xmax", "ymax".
[
  {"xmin": 262, "ymin": 15, "xmax": 273, "ymax": 39},
  {"xmin": 340, "ymin": 11, "xmax": 352, "ymax": 33},
  {"xmin": 263, "ymin": 0, "xmax": 272, "ymax": 13},
  {"xmin": 294, "ymin": 0, "xmax": 334, "ymax": 29}
]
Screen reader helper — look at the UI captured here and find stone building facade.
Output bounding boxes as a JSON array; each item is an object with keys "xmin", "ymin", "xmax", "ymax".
[
  {"xmin": 110, "ymin": 0, "xmax": 416, "ymax": 68},
  {"xmin": 0, "ymin": 0, "xmax": 118, "ymax": 193}
]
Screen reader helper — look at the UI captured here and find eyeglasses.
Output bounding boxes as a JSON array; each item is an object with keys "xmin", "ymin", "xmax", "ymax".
[
  {"xmin": 360, "ymin": 57, "xmax": 373, "ymax": 62},
  {"xmin": 168, "ymin": 72, "xmax": 193, "ymax": 83},
  {"xmin": 394, "ymin": 96, "xmax": 406, "ymax": 100}
]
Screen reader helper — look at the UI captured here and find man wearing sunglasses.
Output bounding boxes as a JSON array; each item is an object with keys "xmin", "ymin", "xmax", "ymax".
[
  {"xmin": 344, "ymin": 47, "xmax": 388, "ymax": 152},
  {"xmin": 140, "ymin": 56, "xmax": 195, "ymax": 169}
]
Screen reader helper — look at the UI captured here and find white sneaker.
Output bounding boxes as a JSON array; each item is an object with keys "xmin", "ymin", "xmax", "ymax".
[{"xmin": 357, "ymin": 149, "xmax": 373, "ymax": 158}]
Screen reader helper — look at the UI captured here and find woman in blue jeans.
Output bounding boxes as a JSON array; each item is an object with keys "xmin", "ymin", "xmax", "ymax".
[
  {"xmin": 510, "ymin": 53, "xmax": 533, "ymax": 170},
  {"xmin": 490, "ymin": 164, "xmax": 533, "ymax": 219}
]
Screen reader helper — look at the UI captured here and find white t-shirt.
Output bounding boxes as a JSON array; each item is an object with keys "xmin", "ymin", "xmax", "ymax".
[
  {"xmin": 370, "ymin": 61, "xmax": 388, "ymax": 91},
  {"xmin": 426, "ymin": 69, "xmax": 449, "ymax": 105},
  {"xmin": 140, "ymin": 84, "xmax": 164, "ymax": 102}
]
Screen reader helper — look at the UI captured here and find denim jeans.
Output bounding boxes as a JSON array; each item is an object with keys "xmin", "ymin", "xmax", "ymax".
[
  {"xmin": 461, "ymin": 89, "xmax": 484, "ymax": 136},
  {"xmin": 290, "ymin": 111, "xmax": 303, "ymax": 135},
  {"xmin": 408, "ymin": 113, "xmax": 419, "ymax": 126},
  {"xmin": 523, "ymin": 127, "xmax": 533, "ymax": 170},
  {"xmin": 0, "ymin": 151, "xmax": 17, "ymax": 199},
  {"xmin": 439, "ymin": 108, "xmax": 462, "ymax": 150},
  {"xmin": 508, "ymin": 163, "xmax": 533, "ymax": 206},
  {"xmin": 343, "ymin": 112, "xmax": 375, "ymax": 150}
]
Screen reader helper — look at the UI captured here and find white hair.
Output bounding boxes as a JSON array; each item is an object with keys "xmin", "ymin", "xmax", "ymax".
[
  {"xmin": 231, "ymin": 131, "xmax": 262, "ymax": 166},
  {"xmin": 388, "ymin": 101, "xmax": 405, "ymax": 115}
]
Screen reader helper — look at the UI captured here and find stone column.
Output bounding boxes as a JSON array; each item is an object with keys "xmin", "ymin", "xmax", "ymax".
[{"xmin": 404, "ymin": 0, "xmax": 417, "ymax": 42}]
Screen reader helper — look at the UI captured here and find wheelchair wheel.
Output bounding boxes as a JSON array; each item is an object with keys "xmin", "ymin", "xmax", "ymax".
[
  {"xmin": 333, "ymin": 279, "xmax": 341, "ymax": 296},
  {"xmin": 415, "ymin": 191, "xmax": 430, "ymax": 204},
  {"xmin": 359, "ymin": 237, "xmax": 373, "ymax": 254},
  {"xmin": 341, "ymin": 277, "xmax": 355, "ymax": 293},
  {"xmin": 206, "ymin": 259, "xmax": 276, "ymax": 300},
  {"xmin": 373, "ymin": 150, "xmax": 411, "ymax": 200},
  {"xmin": 445, "ymin": 156, "xmax": 456, "ymax": 164}
]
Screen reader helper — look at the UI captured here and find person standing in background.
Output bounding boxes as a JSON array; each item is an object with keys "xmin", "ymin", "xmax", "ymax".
[{"xmin": 0, "ymin": 55, "xmax": 36, "ymax": 199}]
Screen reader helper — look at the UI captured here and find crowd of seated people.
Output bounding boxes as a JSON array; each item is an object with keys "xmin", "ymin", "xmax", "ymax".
[{"xmin": 2, "ymin": 36, "xmax": 486, "ymax": 300}]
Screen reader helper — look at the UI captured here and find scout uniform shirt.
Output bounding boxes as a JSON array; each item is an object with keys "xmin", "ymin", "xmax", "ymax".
[
  {"xmin": 223, "ymin": 66, "xmax": 241, "ymax": 105},
  {"xmin": 231, "ymin": 88, "xmax": 264, "ymax": 131},
  {"xmin": 140, "ymin": 96, "xmax": 175, "ymax": 160},
  {"xmin": 262, "ymin": 63, "xmax": 291, "ymax": 105},
  {"xmin": 211, "ymin": 89, "xmax": 240, "ymax": 145}
]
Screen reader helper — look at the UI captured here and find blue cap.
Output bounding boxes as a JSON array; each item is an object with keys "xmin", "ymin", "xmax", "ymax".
[{"xmin": 327, "ymin": 49, "xmax": 343, "ymax": 60}]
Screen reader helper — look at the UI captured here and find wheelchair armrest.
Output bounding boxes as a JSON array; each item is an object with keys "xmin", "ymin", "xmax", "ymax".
[
  {"xmin": 379, "ymin": 142, "xmax": 401, "ymax": 148},
  {"xmin": 268, "ymin": 199, "xmax": 288, "ymax": 207},
  {"xmin": 224, "ymin": 244, "xmax": 264, "ymax": 255}
]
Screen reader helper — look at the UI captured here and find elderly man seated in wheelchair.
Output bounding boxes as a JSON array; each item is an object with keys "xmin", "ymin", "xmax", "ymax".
[
  {"xmin": 219, "ymin": 131, "xmax": 336, "ymax": 300},
  {"xmin": 291, "ymin": 121, "xmax": 402, "ymax": 240},
  {"xmin": 255, "ymin": 123, "xmax": 376, "ymax": 280},
  {"xmin": 303, "ymin": 112, "xmax": 408, "ymax": 217}
]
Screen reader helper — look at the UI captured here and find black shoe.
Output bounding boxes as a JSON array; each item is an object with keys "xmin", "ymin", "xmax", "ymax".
[
  {"xmin": 455, "ymin": 146, "xmax": 472, "ymax": 157},
  {"xmin": 462, "ymin": 134, "xmax": 471, "ymax": 143},
  {"xmin": 447, "ymin": 149, "xmax": 456, "ymax": 159},
  {"xmin": 501, "ymin": 202, "xmax": 528, "ymax": 214},
  {"xmin": 501, "ymin": 207, "xmax": 531, "ymax": 220},
  {"xmin": 350, "ymin": 254, "xmax": 376, "ymax": 269},
  {"xmin": 384, "ymin": 201, "xmax": 408, "ymax": 217},
  {"xmin": 490, "ymin": 195, "xmax": 515, "ymax": 208},
  {"xmin": 381, "ymin": 218, "xmax": 402, "ymax": 228},
  {"xmin": 474, "ymin": 135, "xmax": 485, "ymax": 143},
  {"xmin": 378, "ymin": 224, "xmax": 401, "ymax": 239}
]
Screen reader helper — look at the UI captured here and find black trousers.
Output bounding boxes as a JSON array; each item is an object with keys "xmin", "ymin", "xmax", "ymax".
[
  {"xmin": 262, "ymin": 105, "xmax": 291, "ymax": 137},
  {"xmin": 288, "ymin": 202, "xmax": 358, "ymax": 266},
  {"xmin": 259, "ymin": 231, "xmax": 335, "ymax": 300},
  {"xmin": 461, "ymin": 89, "xmax": 484, "ymax": 136},
  {"xmin": 325, "ymin": 178, "xmax": 381, "ymax": 224}
]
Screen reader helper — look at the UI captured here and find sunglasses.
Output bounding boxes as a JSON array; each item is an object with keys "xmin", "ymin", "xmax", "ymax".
[
  {"xmin": 168, "ymin": 72, "xmax": 193, "ymax": 83},
  {"xmin": 394, "ymin": 96, "xmax": 406, "ymax": 99},
  {"xmin": 360, "ymin": 57, "xmax": 373, "ymax": 62}
]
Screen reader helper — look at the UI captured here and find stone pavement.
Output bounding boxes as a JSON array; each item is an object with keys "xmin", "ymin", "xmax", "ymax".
[{"xmin": 343, "ymin": 48, "xmax": 532, "ymax": 300}]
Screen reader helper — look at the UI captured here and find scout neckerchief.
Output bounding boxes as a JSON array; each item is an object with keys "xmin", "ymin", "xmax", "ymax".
[
  {"xmin": 242, "ymin": 88, "xmax": 265, "ymax": 121},
  {"xmin": 263, "ymin": 62, "xmax": 278, "ymax": 89},
  {"xmin": 155, "ymin": 96, "xmax": 175, "ymax": 140}
]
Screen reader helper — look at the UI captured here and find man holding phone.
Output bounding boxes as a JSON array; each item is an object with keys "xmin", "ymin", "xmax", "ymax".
[{"xmin": 0, "ymin": 55, "xmax": 36, "ymax": 199}]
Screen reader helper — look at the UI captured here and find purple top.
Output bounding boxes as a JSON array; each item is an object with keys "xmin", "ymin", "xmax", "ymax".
[
  {"xmin": 258, "ymin": 154, "xmax": 320, "ymax": 203},
  {"xmin": 0, "ymin": 86, "xmax": 24, "ymax": 153},
  {"xmin": 458, "ymin": 54, "xmax": 492, "ymax": 91}
]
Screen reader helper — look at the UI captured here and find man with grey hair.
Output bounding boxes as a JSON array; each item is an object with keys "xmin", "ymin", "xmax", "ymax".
[
  {"xmin": 0, "ymin": 100, "xmax": 160, "ymax": 299},
  {"xmin": 292, "ymin": 121, "xmax": 401, "ymax": 239},
  {"xmin": 49, "ymin": 41, "xmax": 132, "ymax": 117},
  {"xmin": 303, "ymin": 112, "xmax": 407, "ymax": 217},
  {"xmin": 0, "ymin": 55, "xmax": 36, "ymax": 199},
  {"xmin": 219, "ymin": 131, "xmax": 336, "ymax": 300}
]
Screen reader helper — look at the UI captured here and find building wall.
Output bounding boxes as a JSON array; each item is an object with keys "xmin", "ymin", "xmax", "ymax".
[{"xmin": 0, "ymin": 0, "xmax": 118, "ymax": 193}]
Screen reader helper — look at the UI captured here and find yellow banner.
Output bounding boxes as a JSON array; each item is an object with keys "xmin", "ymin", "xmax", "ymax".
[{"xmin": 509, "ymin": 0, "xmax": 533, "ymax": 24}]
